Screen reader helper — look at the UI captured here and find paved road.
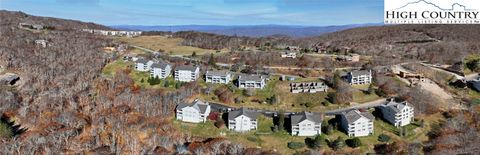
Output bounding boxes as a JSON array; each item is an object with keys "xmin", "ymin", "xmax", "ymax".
[
  {"xmin": 209, "ymin": 98, "xmax": 388, "ymax": 117},
  {"xmin": 130, "ymin": 45, "xmax": 422, "ymax": 115},
  {"xmin": 324, "ymin": 98, "xmax": 387, "ymax": 115}
]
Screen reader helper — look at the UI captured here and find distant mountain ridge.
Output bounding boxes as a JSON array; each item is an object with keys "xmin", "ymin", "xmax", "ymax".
[{"xmin": 111, "ymin": 24, "xmax": 382, "ymax": 38}]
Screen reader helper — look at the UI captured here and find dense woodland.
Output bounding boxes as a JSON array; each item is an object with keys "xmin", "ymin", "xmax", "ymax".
[{"xmin": 0, "ymin": 11, "xmax": 479, "ymax": 154}]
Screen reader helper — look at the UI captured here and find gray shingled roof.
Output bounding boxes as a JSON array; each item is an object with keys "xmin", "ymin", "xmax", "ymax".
[
  {"xmin": 206, "ymin": 70, "xmax": 230, "ymax": 77},
  {"xmin": 469, "ymin": 80, "xmax": 480, "ymax": 92},
  {"xmin": 341, "ymin": 109, "xmax": 375, "ymax": 124},
  {"xmin": 176, "ymin": 103, "xmax": 189, "ymax": 109},
  {"xmin": 192, "ymin": 100, "xmax": 209, "ymax": 114},
  {"xmin": 228, "ymin": 107, "xmax": 259, "ymax": 120},
  {"xmin": 238, "ymin": 74, "xmax": 264, "ymax": 82},
  {"xmin": 381, "ymin": 100, "xmax": 410, "ymax": 113},
  {"xmin": 175, "ymin": 65, "xmax": 198, "ymax": 72},
  {"xmin": 151, "ymin": 61, "xmax": 170, "ymax": 69},
  {"xmin": 135, "ymin": 58, "xmax": 148, "ymax": 64},
  {"xmin": 176, "ymin": 99, "xmax": 209, "ymax": 114},
  {"xmin": 291, "ymin": 112, "xmax": 322, "ymax": 125},
  {"xmin": 350, "ymin": 70, "xmax": 371, "ymax": 77}
]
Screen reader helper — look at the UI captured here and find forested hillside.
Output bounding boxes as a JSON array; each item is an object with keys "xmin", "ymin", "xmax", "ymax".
[
  {"xmin": 305, "ymin": 25, "xmax": 480, "ymax": 64},
  {"xmin": 158, "ymin": 25, "xmax": 480, "ymax": 65},
  {"xmin": 0, "ymin": 11, "xmax": 265, "ymax": 154},
  {"xmin": 0, "ymin": 10, "xmax": 479, "ymax": 154}
]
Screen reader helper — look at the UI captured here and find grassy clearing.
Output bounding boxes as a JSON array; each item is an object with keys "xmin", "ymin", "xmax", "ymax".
[
  {"xmin": 468, "ymin": 89, "xmax": 480, "ymax": 100},
  {"xmin": 173, "ymin": 112, "xmax": 444, "ymax": 154},
  {"xmin": 196, "ymin": 76, "xmax": 338, "ymax": 112},
  {"xmin": 173, "ymin": 116, "xmax": 307, "ymax": 154},
  {"xmin": 131, "ymin": 72, "xmax": 181, "ymax": 91},
  {"xmin": 102, "ymin": 59, "xmax": 181, "ymax": 91},
  {"xmin": 102, "ymin": 59, "xmax": 133, "ymax": 77},
  {"xmin": 174, "ymin": 120, "xmax": 228, "ymax": 138},
  {"xmin": 194, "ymin": 76, "xmax": 341, "ymax": 112},
  {"xmin": 321, "ymin": 113, "xmax": 443, "ymax": 153},
  {"xmin": 117, "ymin": 36, "xmax": 226, "ymax": 56},
  {"xmin": 351, "ymin": 84, "xmax": 381, "ymax": 103},
  {"xmin": 353, "ymin": 90, "xmax": 381, "ymax": 103}
]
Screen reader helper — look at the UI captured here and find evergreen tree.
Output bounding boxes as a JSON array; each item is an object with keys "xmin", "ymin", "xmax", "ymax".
[
  {"xmin": 208, "ymin": 53, "xmax": 217, "ymax": 68},
  {"xmin": 175, "ymin": 82, "xmax": 182, "ymax": 89},
  {"xmin": 322, "ymin": 121, "xmax": 333, "ymax": 135},
  {"xmin": 313, "ymin": 134, "xmax": 325, "ymax": 148},
  {"xmin": 331, "ymin": 136, "xmax": 345, "ymax": 150},
  {"xmin": 346, "ymin": 137, "xmax": 362, "ymax": 148},
  {"xmin": 378, "ymin": 134, "xmax": 391, "ymax": 142},
  {"xmin": 164, "ymin": 80, "xmax": 170, "ymax": 87},
  {"xmin": 147, "ymin": 77, "xmax": 151, "ymax": 83}
]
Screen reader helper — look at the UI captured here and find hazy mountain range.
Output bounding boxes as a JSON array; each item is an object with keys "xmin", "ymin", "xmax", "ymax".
[{"xmin": 111, "ymin": 24, "xmax": 382, "ymax": 38}]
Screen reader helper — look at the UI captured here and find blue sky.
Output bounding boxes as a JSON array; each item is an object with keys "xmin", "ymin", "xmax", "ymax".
[{"xmin": 0, "ymin": 0, "xmax": 384, "ymax": 26}]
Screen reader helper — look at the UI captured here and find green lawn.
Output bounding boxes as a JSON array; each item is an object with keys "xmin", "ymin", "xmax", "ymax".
[
  {"xmin": 256, "ymin": 116, "xmax": 274, "ymax": 133},
  {"xmin": 321, "ymin": 116, "xmax": 430, "ymax": 153},
  {"xmin": 134, "ymin": 74, "xmax": 183, "ymax": 91},
  {"xmin": 173, "ymin": 115, "xmax": 309, "ymax": 154},
  {"xmin": 468, "ymin": 89, "xmax": 480, "ymax": 101},
  {"xmin": 117, "ymin": 36, "xmax": 226, "ymax": 56},
  {"xmin": 102, "ymin": 59, "xmax": 133, "ymax": 77},
  {"xmin": 174, "ymin": 121, "xmax": 228, "ymax": 137},
  {"xmin": 351, "ymin": 84, "xmax": 381, "ymax": 103},
  {"xmin": 102, "ymin": 58, "xmax": 182, "ymax": 91},
  {"xmin": 353, "ymin": 90, "xmax": 381, "ymax": 103},
  {"xmin": 196, "ymin": 76, "xmax": 336, "ymax": 112},
  {"xmin": 255, "ymin": 78, "xmax": 279, "ymax": 100},
  {"xmin": 173, "ymin": 112, "xmax": 442, "ymax": 154}
]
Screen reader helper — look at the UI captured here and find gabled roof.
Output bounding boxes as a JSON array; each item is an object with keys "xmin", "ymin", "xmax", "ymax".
[
  {"xmin": 151, "ymin": 61, "xmax": 170, "ymax": 69},
  {"xmin": 341, "ymin": 109, "xmax": 375, "ymax": 124},
  {"xmin": 381, "ymin": 100, "xmax": 411, "ymax": 113},
  {"xmin": 228, "ymin": 107, "xmax": 259, "ymax": 120},
  {"xmin": 206, "ymin": 70, "xmax": 230, "ymax": 77},
  {"xmin": 291, "ymin": 112, "xmax": 322, "ymax": 125},
  {"xmin": 135, "ymin": 58, "xmax": 148, "ymax": 64},
  {"xmin": 349, "ymin": 70, "xmax": 371, "ymax": 77},
  {"xmin": 192, "ymin": 100, "xmax": 209, "ymax": 113},
  {"xmin": 176, "ymin": 99, "xmax": 210, "ymax": 114},
  {"xmin": 175, "ymin": 65, "xmax": 198, "ymax": 72},
  {"xmin": 238, "ymin": 74, "xmax": 265, "ymax": 82}
]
